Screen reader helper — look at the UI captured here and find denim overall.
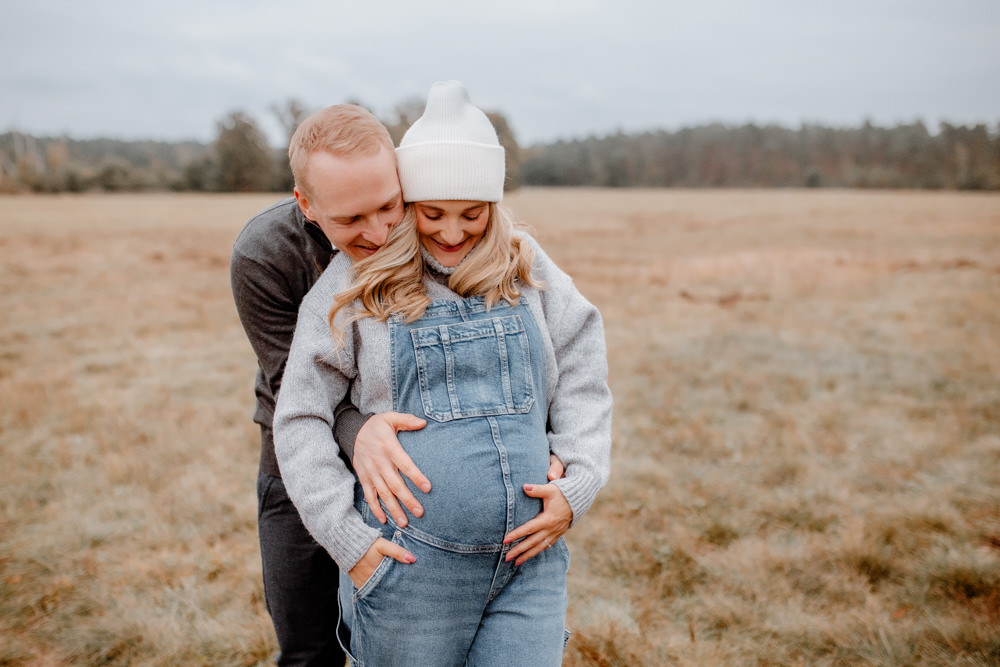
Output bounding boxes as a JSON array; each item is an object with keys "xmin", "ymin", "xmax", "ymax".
[{"xmin": 340, "ymin": 297, "xmax": 570, "ymax": 666}]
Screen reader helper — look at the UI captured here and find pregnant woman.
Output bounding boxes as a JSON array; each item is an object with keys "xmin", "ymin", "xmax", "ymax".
[{"xmin": 274, "ymin": 81, "xmax": 612, "ymax": 665}]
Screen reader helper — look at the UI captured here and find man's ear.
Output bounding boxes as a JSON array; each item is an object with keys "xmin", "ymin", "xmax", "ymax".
[{"xmin": 294, "ymin": 187, "xmax": 312, "ymax": 220}]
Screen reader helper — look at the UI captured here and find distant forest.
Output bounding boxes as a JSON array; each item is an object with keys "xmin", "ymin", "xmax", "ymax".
[{"xmin": 1, "ymin": 102, "xmax": 997, "ymax": 193}]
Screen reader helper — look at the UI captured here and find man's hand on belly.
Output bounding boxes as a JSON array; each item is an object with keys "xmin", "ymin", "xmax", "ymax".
[{"xmin": 353, "ymin": 412, "xmax": 431, "ymax": 527}]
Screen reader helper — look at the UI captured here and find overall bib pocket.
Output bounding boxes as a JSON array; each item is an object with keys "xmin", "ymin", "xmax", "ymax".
[{"xmin": 410, "ymin": 314, "xmax": 535, "ymax": 422}]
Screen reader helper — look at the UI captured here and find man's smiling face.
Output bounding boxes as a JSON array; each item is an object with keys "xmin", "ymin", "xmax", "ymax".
[{"xmin": 295, "ymin": 146, "xmax": 404, "ymax": 262}]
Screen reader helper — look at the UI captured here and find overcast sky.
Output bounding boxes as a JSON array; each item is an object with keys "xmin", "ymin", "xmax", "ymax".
[{"xmin": 2, "ymin": 0, "xmax": 998, "ymax": 147}]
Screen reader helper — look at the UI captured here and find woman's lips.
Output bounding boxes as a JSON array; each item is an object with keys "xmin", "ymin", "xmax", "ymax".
[{"xmin": 434, "ymin": 239, "xmax": 466, "ymax": 252}]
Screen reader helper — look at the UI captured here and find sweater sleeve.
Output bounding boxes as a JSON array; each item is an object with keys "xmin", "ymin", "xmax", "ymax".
[
  {"xmin": 530, "ymin": 238, "xmax": 613, "ymax": 524},
  {"xmin": 273, "ymin": 297, "xmax": 380, "ymax": 571}
]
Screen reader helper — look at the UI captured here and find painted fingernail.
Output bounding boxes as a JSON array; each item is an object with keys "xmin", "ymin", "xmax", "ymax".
[
  {"xmin": 406, "ymin": 553, "xmax": 416, "ymax": 563},
  {"xmin": 524, "ymin": 484, "xmax": 533, "ymax": 491}
]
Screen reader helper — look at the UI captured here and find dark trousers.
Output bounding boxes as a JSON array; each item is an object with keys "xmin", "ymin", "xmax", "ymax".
[{"xmin": 258, "ymin": 472, "xmax": 347, "ymax": 666}]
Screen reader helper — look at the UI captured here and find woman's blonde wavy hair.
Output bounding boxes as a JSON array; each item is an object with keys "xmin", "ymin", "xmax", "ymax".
[{"xmin": 328, "ymin": 202, "xmax": 542, "ymax": 338}]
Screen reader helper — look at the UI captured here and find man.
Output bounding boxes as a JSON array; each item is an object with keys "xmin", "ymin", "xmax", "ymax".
[{"xmin": 231, "ymin": 104, "xmax": 429, "ymax": 666}]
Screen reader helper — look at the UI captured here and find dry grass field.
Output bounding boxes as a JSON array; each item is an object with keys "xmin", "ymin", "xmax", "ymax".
[{"xmin": 1, "ymin": 189, "xmax": 998, "ymax": 666}]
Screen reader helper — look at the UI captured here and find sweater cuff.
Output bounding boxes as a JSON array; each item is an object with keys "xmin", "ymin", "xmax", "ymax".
[
  {"xmin": 552, "ymin": 474, "xmax": 601, "ymax": 526},
  {"xmin": 327, "ymin": 517, "xmax": 382, "ymax": 572},
  {"xmin": 333, "ymin": 404, "xmax": 374, "ymax": 463}
]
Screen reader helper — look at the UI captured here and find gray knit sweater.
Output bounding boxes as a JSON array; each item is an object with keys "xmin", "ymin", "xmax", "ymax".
[{"xmin": 273, "ymin": 235, "xmax": 612, "ymax": 571}]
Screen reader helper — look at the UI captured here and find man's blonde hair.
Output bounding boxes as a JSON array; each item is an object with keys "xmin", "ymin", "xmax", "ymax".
[
  {"xmin": 328, "ymin": 203, "xmax": 542, "ymax": 337},
  {"xmin": 288, "ymin": 105, "xmax": 394, "ymax": 198}
]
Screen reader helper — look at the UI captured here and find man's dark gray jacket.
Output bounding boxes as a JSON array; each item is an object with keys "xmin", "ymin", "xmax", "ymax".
[{"xmin": 231, "ymin": 197, "xmax": 365, "ymax": 477}]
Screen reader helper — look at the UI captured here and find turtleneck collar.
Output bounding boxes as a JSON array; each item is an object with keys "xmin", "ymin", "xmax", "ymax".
[
  {"xmin": 420, "ymin": 241, "xmax": 481, "ymax": 277},
  {"xmin": 420, "ymin": 245, "xmax": 457, "ymax": 276}
]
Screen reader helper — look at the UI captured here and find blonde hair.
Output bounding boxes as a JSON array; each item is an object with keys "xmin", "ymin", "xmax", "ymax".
[
  {"xmin": 329, "ymin": 203, "xmax": 542, "ymax": 336},
  {"xmin": 288, "ymin": 105, "xmax": 394, "ymax": 199}
]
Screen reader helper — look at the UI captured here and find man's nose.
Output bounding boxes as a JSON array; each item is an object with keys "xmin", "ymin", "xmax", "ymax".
[{"xmin": 364, "ymin": 217, "xmax": 391, "ymax": 246}]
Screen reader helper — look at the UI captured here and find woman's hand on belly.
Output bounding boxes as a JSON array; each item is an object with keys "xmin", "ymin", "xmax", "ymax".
[
  {"xmin": 502, "ymin": 483, "xmax": 573, "ymax": 566},
  {"xmin": 349, "ymin": 537, "xmax": 417, "ymax": 589}
]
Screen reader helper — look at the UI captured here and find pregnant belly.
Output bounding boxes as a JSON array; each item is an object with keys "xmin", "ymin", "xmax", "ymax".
[{"xmin": 392, "ymin": 416, "xmax": 550, "ymax": 548}]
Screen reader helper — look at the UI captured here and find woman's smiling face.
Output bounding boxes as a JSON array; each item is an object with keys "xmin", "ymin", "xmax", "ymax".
[{"xmin": 415, "ymin": 200, "xmax": 489, "ymax": 267}]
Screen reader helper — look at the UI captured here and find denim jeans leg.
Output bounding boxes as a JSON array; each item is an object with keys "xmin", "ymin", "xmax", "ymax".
[
  {"xmin": 347, "ymin": 530, "xmax": 491, "ymax": 666},
  {"xmin": 465, "ymin": 539, "xmax": 570, "ymax": 667},
  {"xmin": 258, "ymin": 471, "xmax": 347, "ymax": 667}
]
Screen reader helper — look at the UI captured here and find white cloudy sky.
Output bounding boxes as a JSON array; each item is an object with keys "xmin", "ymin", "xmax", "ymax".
[{"xmin": 1, "ymin": 0, "xmax": 998, "ymax": 146}]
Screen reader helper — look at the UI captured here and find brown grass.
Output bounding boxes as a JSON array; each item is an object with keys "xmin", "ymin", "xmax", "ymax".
[{"xmin": 2, "ymin": 189, "xmax": 999, "ymax": 666}]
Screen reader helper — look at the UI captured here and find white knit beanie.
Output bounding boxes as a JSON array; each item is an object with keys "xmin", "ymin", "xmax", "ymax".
[{"xmin": 396, "ymin": 81, "xmax": 506, "ymax": 203}]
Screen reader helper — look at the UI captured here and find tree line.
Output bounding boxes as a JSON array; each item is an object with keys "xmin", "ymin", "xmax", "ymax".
[
  {"xmin": 1, "ymin": 100, "xmax": 996, "ymax": 193},
  {"xmin": 519, "ymin": 121, "xmax": 1000, "ymax": 190}
]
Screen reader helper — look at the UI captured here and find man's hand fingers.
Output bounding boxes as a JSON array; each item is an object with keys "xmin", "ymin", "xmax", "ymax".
[
  {"xmin": 385, "ymin": 412, "xmax": 427, "ymax": 433},
  {"xmin": 378, "ymin": 448, "xmax": 427, "ymax": 515},
  {"xmin": 382, "ymin": 470, "xmax": 424, "ymax": 518},
  {"xmin": 354, "ymin": 411, "xmax": 432, "ymax": 522},
  {"xmin": 381, "ymin": 421, "xmax": 431, "ymax": 492},
  {"xmin": 373, "ymin": 477, "xmax": 409, "ymax": 527},
  {"xmin": 361, "ymin": 482, "xmax": 387, "ymax": 524},
  {"xmin": 391, "ymin": 452, "xmax": 432, "ymax": 493}
]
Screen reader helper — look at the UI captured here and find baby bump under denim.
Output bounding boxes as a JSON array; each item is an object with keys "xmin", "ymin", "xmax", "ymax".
[{"xmin": 340, "ymin": 298, "xmax": 569, "ymax": 666}]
